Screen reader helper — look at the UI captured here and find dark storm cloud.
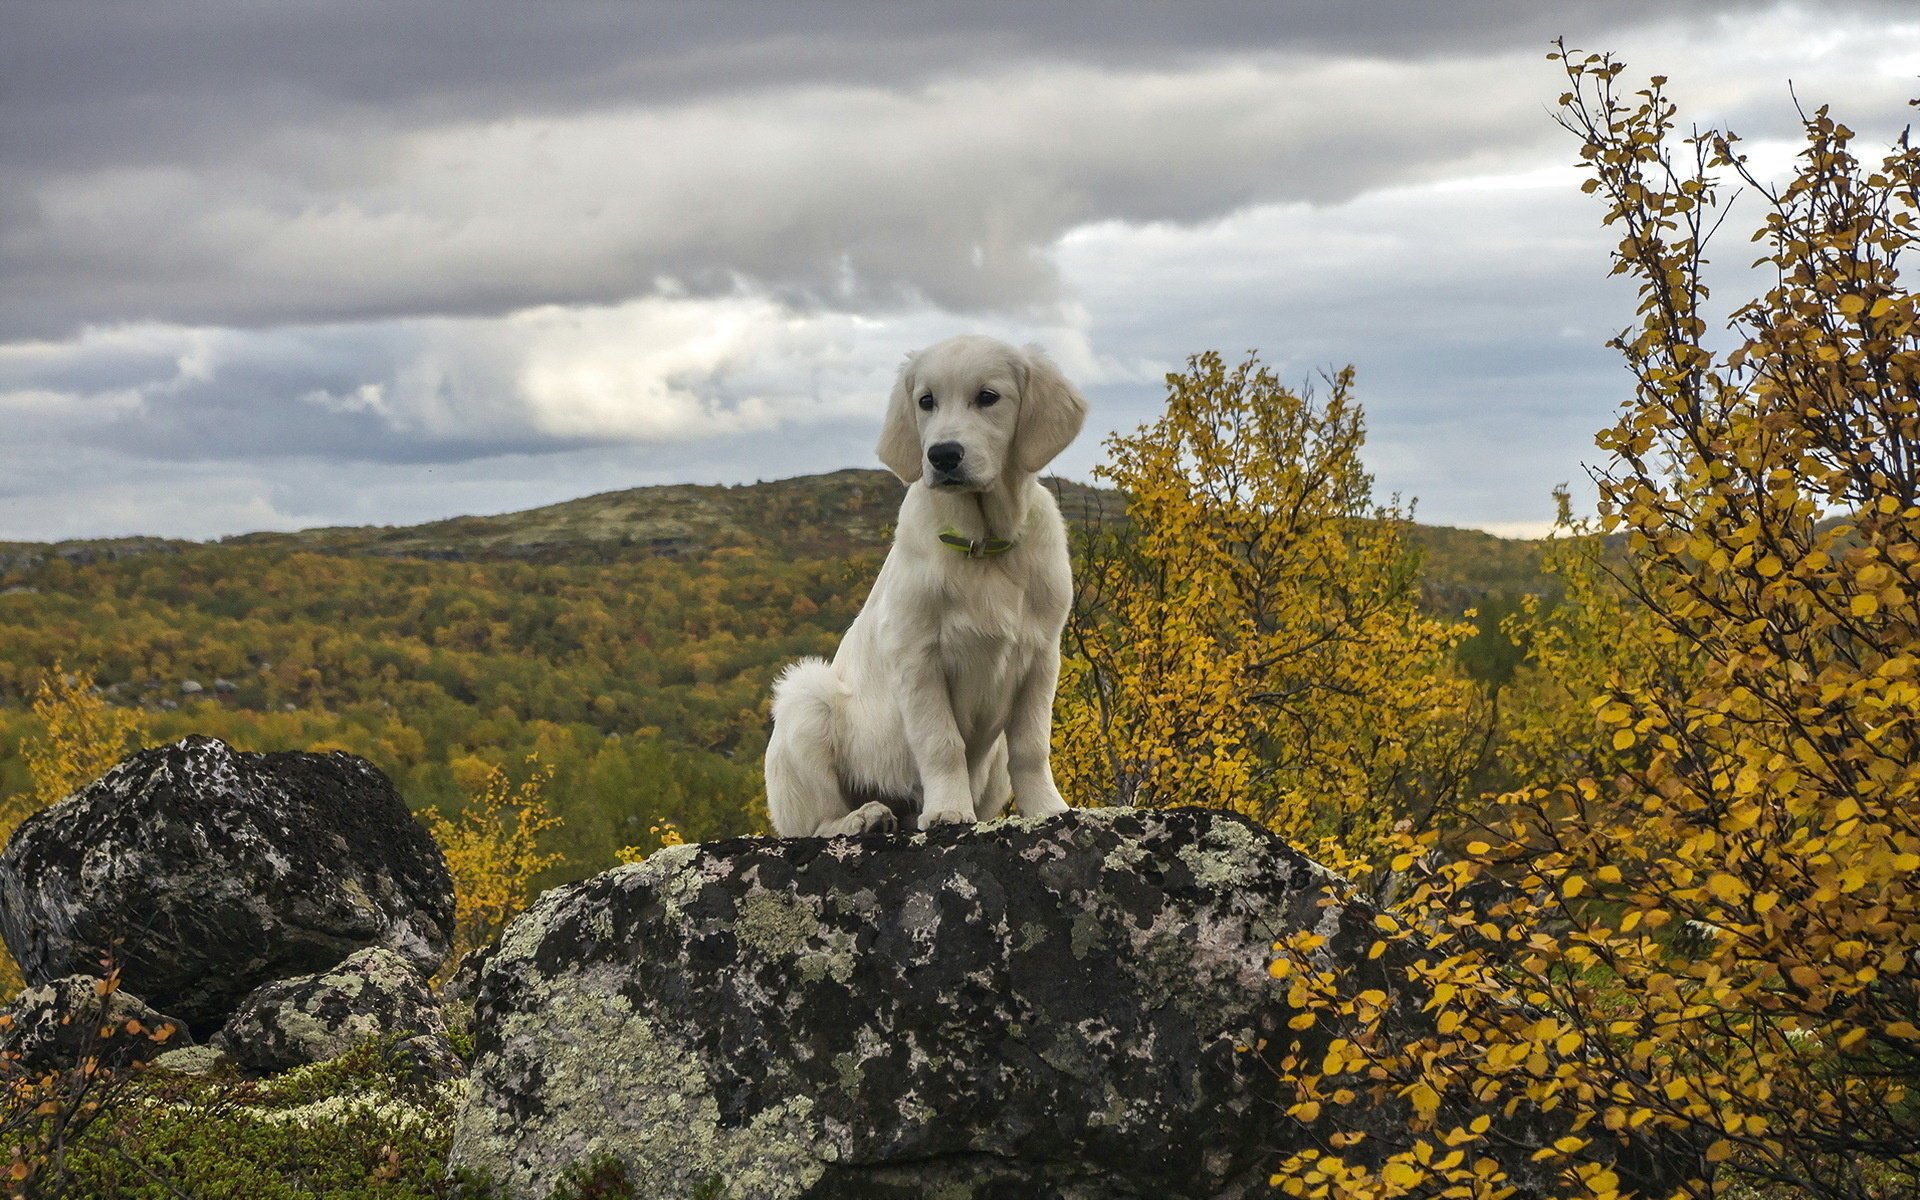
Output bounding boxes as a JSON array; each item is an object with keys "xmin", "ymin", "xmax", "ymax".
[
  {"xmin": 0, "ymin": 0, "xmax": 1867, "ymax": 340},
  {"xmin": 0, "ymin": 0, "xmax": 1789, "ymax": 165}
]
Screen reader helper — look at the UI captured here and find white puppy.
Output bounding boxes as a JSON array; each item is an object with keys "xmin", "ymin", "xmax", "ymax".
[{"xmin": 765, "ymin": 334, "xmax": 1088, "ymax": 836}]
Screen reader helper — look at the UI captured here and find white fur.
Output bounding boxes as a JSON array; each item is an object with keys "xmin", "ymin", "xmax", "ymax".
[{"xmin": 766, "ymin": 334, "xmax": 1088, "ymax": 837}]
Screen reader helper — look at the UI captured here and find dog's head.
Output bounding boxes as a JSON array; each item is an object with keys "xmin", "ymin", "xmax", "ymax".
[{"xmin": 876, "ymin": 335, "xmax": 1088, "ymax": 489}]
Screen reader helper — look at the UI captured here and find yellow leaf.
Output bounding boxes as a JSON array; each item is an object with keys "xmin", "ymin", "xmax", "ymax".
[
  {"xmin": 1406, "ymin": 1081, "xmax": 1441, "ymax": 1120},
  {"xmin": 1382, "ymin": 1161, "xmax": 1422, "ymax": 1189},
  {"xmin": 1705, "ymin": 873, "xmax": 1747, "ymax": 903}
]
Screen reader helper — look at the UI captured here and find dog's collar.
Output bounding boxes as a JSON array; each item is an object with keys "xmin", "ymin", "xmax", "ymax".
[{"xmin": 938, "ymin": 526, "xmax": 1015, "ymax": 558}]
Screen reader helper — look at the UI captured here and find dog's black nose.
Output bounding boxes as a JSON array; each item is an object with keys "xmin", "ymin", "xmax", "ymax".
[{"xmin": 926, "ymin": 442, "xmax": 964, "ymax": 473}]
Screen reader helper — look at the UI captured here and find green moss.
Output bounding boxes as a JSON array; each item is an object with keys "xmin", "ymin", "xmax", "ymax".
[
  {"xmin": 41, "ymin": 1037, "xmax": 486, "ymax": 1200},
  {"xmin": 20, "ymin": 1030, "xmax": 768, "ymax": 1199}
]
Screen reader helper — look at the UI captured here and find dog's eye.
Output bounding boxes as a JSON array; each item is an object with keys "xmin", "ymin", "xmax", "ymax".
[
  {"xmin": 976, "ymin": 390, "xmax": 999, "ymax": 407},
  {"xmin": 918, "ymin": 393, "xmax": 936, "ymax": 411}
]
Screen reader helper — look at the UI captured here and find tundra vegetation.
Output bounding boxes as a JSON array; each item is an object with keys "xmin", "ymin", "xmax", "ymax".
[{"xmin": 2, "ymin": 48, "xmax": 1916, "ymax": 1199}]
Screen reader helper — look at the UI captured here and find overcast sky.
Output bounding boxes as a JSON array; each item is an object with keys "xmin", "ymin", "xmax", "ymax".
[{"xmin": 3, "ymin": 2, "xmax": 1918, "ymax": 541}]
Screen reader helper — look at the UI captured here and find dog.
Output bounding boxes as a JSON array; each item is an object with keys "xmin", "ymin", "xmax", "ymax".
[{"xmin": 765, "ymin": 334, "xmax": 1088, "ymax": 836}]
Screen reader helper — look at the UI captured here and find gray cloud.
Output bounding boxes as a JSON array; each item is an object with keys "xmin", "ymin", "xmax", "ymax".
[
  {"xmin": 4, "ymin": 2, "xmax": 1920, "ymax": 540},
  {"xmin": 3, "ymin": 0, "xmax": 1888, "ymax": 340}
]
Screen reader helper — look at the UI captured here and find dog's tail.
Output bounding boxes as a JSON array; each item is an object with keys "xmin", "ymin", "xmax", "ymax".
[
  {"xmin": 766, "ymin": 658, "xmax": 845, "ymax": 837},
  {"xmin": 770, "ymin": 657, "xmax": 839, "ymax": 725}
]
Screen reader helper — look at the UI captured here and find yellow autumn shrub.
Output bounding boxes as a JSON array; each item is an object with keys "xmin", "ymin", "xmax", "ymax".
[
  {"xmin": 424, "ymin": 754, "xmax": 564, "ymax": 974},
  {"xmin": 0, "ymin": 665, "xmax": 148, "ymax": 998},
  {"xmin": 615, "ymin": 818, "xmax": 686, "ymax": 866},
  {"xmin": 1265, "ymin": 46, "xmax": 1920, "ymax": 1200},
  {"xmin": 1053, "ymin": 353, "xmax": 1487, "ymax": 858}
]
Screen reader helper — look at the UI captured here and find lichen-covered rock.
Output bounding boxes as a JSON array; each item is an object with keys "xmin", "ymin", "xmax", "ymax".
[
  {"xmin": 0, "ymin": 974, "xmax": 191, "ymax": 1074},
  {"xmin": 150, "ymin": 1043, "xmax": 232, "ymax": 1075},
  {"xmin": 0, "ymin": 736, "xmax": 454, "ymax": 1033},
  {"xmin": 452, "ymin": 808, "xmax": 1383, "ymax": 1198},
  {"xmin": 215, "ymin": 946, "xmax": 457, "ymax": 1078}
]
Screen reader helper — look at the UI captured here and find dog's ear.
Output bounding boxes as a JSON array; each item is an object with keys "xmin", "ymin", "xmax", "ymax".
[
  {"xmin": 1015, "ymin": 344, "xmax": 1088, "ymax": 474},
  {"xmin": 876, "ymin": 352, "xmax": 924, "ymax": 483}
]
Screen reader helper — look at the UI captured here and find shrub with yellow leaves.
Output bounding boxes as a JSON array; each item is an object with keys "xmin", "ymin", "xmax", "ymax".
[
  {"xmin": 614, "ymin": 818, "xmax": 686, "ymax": 866},
  {"xmin": 424, "ymin": 754, "xmax": 565, "ymax": 975},
  {"xmin": 0, "ymin": 664, "xmax": 148, "ymax": 999},
  {"xmin": 1264, "ymin": 46, "xmax": 1920, "ymax": 1200},
  {"xmin": 1053, "ymin": 352, "xmax": 1488, "ymax": 858}
]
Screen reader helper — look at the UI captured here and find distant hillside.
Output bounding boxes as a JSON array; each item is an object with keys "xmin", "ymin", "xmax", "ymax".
[
  {"xmin": 0, "ymin": 469, "xmax": 1557, "ymax": 876},
  {"xmin": 1, "ymin": 468, "xmax": 1544, "ymax": 602}
]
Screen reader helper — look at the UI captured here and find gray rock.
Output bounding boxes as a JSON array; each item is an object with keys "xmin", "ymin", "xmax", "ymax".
[
  {"xmin": 179, "ymin": 679, "xmax": 203, "ymax": 695},
  {"xmin": 215, "ymin": 946, "xmax": 457, "ymax": 1078},
  {"xmin": 0, "ymin": 974, "xmax": 191, "ymax": 1074},
  {"xmin": 0, "ymin": 735, "xmax": 455, "ymax": 1034},
  {"xmin": 448, "ymin": 809, "xmax": 1386, "ymax": 1198}
]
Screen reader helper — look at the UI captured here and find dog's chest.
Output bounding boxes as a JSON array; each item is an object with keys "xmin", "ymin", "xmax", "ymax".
[{"xmin": 934, "ymin": 561, "xmax": 1053, "ymax": 665}]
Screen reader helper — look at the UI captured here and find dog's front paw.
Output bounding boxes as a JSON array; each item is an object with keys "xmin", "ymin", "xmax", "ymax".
[
  {"xmin": 1013, "ymin": 782, "xmax": 1071, "ymax": 818},
  {"xmin": 849, "ymin": 801, "xmax": 899, "ymax": 835},
  {"xmin": 919, "ymin": 806, "xmax": 976, "ymax": 828}
]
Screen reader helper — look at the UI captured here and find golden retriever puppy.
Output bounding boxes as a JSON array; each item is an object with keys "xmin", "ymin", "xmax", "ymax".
[{"xmin": 766, "ymin": 334, "xmax": 1087, "ymax": 836}]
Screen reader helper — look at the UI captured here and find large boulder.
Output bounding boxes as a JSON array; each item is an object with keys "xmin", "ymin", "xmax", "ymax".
[
  {"xmin": 0, "ymin": 736, "xmax": 454, "ymax": 1033},
  {"xmin": 214, "ymin": 946, "xmax": 459, "ymax": 1079},
  {"xmin": 0, "ymin": 974, "xmax": 191, "ymax": 1075},
  {"xmin": 451, "ymin": 809, "xmax": 1394, "ymax": 1198}
]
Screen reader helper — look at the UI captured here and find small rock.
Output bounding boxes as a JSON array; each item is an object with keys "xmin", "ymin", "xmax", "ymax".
[
  {"xmin": 0, "ymin": 975, "xmax": 191, "ymax": 1074},
  {"xmin": 150, "ymin": 1044, "xmax": 231, "ymax": 1075},
  {"xmin": 215, "ymin": 946, "xmax": 456, "ymax": 1077},
  {"xmin": 0, "ymin": 736, "xmax": 455, "ymax": 1033},
  {"xmin": 436, "ymin": 944, "xmax": 490, "ymax": 1006},
  {"xmin": 179, "ymin": 679, "xmax": 203, "ymax": 695},
  {"xmin": 393, "ymin": 1031, "xmax": 466, "ymax": 1083},
  {"xmin": 212, "ymin": 678, "xmax": 237, "ymax": 695}
]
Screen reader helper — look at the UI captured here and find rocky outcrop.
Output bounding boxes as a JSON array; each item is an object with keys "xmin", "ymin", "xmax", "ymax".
[
  {"xmin": 0, "ymin": 974, "xmax": 191, "ymax": 1074},
  {"xmin": 0, "ymin": 736, "xmax": 454, "ymax": 1033},
  {"xmin": 452, "ymin": 808, "xmax": 1391, "ymax": 1199},
  {"xmin": 214, "ymin": 946, "xmax": 459, "ymax": 1079}
]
